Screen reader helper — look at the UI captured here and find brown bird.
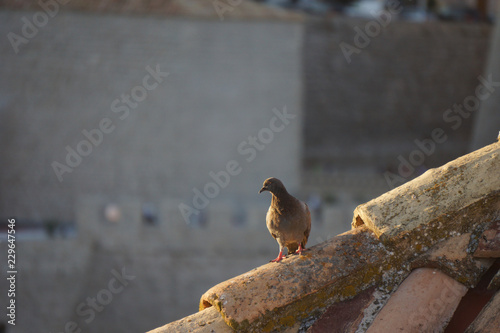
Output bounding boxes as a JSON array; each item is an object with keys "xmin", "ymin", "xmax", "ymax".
[{"xmin": 259, "ymin": 177, "xmax": 311, "ymax": 262}]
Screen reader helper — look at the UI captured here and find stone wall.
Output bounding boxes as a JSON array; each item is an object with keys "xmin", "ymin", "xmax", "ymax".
[
  {"xmin": 0, "ymin": 10, "xmax": 305, "ymax": 332},
  {"xmin": 302, "ymin": 18, "xmax": 492, "ymax": 179},
  {"xmin": 0, "ymin": 11, "xmax": 303, "ymax": 222}
]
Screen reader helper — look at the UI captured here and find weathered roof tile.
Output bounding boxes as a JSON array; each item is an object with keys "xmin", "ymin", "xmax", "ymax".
[
  {"xmin": 464, "ymin": 288, "xmax": 500, "ymax": 333},
  {"xmin": 151, "ymin": 142, "xmax": 500, "ymax": 332},
  {"xmin": 487, "ymin": 268, "xmax": 500, "ymax": 291},
  {"xmin": 146, "ymin": 306, "xmax": 231, "ymax": 333},
  {"xmin": 410, "ymin": 233, "xmax": 495, "ymax": 287},
  {"xmin": 307, "ymin": 286, "xmax": 377, "ymax": 333},
  {"xmin": 474, "ymin": 220, "xmax": 500, "ymax": 258},
  {"xmin": 352, "ymin": 142, "xmax": 500, "ymax": 246},
  {"xmin": 200, "ymin": 227, "xmax": 392, "ymax": 332},
  {"xmin": 366, "ymin": 268, "xmax": 467, "ymax": 333}
]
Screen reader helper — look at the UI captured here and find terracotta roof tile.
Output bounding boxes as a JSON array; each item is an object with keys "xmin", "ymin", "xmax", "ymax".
[
  {"xmin": 488, "ymin": 269, "xmax": 500, "ymax": 290},
  {"xmin": 474, "ymin": 220, "xmax": 500, "ymax": 258},
  {"xmin": 147, "ymin": 306, "xmax": 230, "ymax": 333},
  {"xmin": 151, "ymin": 141, "xmax": 500, "ymax": 332},
  {"xmin": 464, "ymin": 289, "xmax": 500, "ymax": 333},
  {"xmin": 366, "ymin": 268, "xmax": 467, "ymax": 333},
  {"xmin": 410, "ymin": 233, "xmax": 495, "ymax": 287},
  {"xmin": 308, "ymin": 286, "xmax": 377, "ymax": 333},
  {"xmin": 200, "ymin": 227, "xmax": 392, "ymax": 332},
  {"xmin": 352, "ymin": 142, "xmax": 500, "ymax": 246},
  {"xmin": 446, "ymin": 260, "xmax": 500, "ymax": 331}
]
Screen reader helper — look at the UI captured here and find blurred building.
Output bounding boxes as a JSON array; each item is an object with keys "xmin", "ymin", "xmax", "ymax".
[
  {"xmin": 260, "ymin": 0, "xmax": 500, "ymax": 21},
  {"xmin": 0, "ymin": 0, "xmax": 497, "ymax": 331}
]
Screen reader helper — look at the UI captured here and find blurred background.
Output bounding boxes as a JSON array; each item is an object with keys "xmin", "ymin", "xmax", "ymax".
[{"xmin": 0, "ymin": 0, "xmax": 499, "ymax": 332}]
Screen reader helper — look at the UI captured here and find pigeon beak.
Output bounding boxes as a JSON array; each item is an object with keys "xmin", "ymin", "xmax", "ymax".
[{"xmin": 259, "ymin": 186, "xmax": 267, "ymax": 194}]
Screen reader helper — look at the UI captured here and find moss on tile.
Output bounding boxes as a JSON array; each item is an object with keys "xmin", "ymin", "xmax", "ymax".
[
  {"xmin": 278, "ymin": 315, "xmax": 296, "ymax": 327},
  {"xmin": 238, "ymin": 256, "xmax": 409, "ymax": 332},
  {"xmin": 201, "ymin": 189, "xmax": 500, "ymax": 332}
]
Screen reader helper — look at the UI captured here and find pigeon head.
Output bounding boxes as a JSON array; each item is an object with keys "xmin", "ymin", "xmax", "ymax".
[{"xmin": 259, "ymin": 177, "xmax": 286, "ymax": 195}]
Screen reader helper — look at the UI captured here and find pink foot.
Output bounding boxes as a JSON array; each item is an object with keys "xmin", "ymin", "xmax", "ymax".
[
  {"xmin": 270, "ymin": 251, "xmax": 285, "ymax": 262},
  {"xmin": 295, "ymin": 244, "xmax": 306, "ymax": 255}
]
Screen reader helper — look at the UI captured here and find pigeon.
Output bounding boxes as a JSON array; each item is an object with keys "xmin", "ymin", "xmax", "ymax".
[{"xmin": 259, "ymin": 177, "xmax": 311, "ymax": 262}]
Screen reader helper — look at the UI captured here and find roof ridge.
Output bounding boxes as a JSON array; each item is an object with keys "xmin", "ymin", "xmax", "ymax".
[{"xmin": 150, "ymin": 141, "xmax": 500, "ymax": 332}]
